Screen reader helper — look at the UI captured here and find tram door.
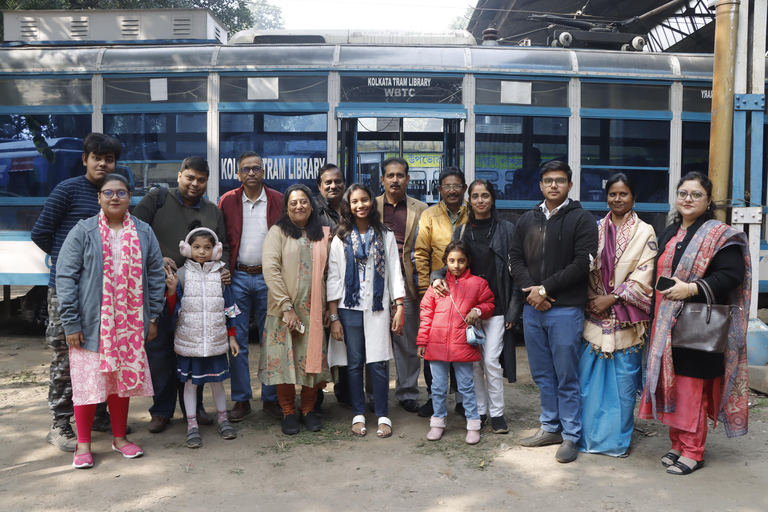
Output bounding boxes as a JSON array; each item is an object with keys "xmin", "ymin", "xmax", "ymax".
[{"xmin": 339, "ymin": 117, "xmax": 463, "ymax": 204}]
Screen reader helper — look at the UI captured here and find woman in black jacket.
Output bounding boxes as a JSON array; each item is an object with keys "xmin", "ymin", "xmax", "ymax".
[{"xmin": 431, "ymin": 179, "xmax": 520, "ymax": 434}]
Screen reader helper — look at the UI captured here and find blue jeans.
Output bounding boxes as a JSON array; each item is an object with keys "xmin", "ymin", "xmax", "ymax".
[
  {"xmin": 339, "ymin": 308, "xmax": 389, "ymax": 417},
  {"xmin": 522, "ymin": 305, "xmax": 584, "ymax": 443},
  {"xmin": 429, "ymin": 360, "xmax": 479, "ymax": 420},
  {"xmin": 229, "ymin": 270, "xmax": 276, "ymax": 403}
]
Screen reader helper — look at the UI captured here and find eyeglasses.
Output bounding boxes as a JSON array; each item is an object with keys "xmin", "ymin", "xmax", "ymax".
[
  {"xmin": 440, "ymin": 184, "xmax": 464, "ymax": 191},
  {"xmin": 542, "ymin": 177, "xmax": 568, "ymax": 186},
  {"xmin": 239, "ymin": 166, "xmax": 262, "ymax": 175},
  {"xmin": 100, "ymin": 189, "xmax": 129, "ymax": 199},
  {"xmin": 676, "ymin": 190, "xmax": 706, "ymax": 201}
]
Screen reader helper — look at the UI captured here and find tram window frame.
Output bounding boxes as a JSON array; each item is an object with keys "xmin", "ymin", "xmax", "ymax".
[
  {"xmin": 219, "ymin": 76, "xmax": 328, "ymax": 103},
  {"xmin": 581, "ymin": 82, "xmax": 670, "ymax": 111},
  {"xmin": 219, "ymin": 112, "xmax": 328, "ymax": 197},
  {"xmin": 104, "ymin": 76, "xmax": 208, "ymax": 104},
  {"xmin": 475, "ymin": 79, "xmax": 568, "ymax": 108},
  {"xmin": 580, "ymin": 117, "xmax": 671, "ymax": 206},
  {"xmin": 0, "ymin": 78, "xmax": 91, "ymax": 107},
  {"xmin": 475, "ymin": 114, "xmax": 569, "ymax": 203}
]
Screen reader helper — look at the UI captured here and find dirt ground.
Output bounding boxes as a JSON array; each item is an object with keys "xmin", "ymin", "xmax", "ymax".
[{"xmin": 1, "ymin": 325, "xmax": 767, "ymax": 512}]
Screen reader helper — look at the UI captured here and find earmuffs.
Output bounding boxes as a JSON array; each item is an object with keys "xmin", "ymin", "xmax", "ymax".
[{"xmin": 179, "ymin": 227, "xmax": 223, "ymax": 261}]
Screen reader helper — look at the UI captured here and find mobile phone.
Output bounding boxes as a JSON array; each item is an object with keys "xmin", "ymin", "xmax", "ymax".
[
  {"xmin": 282, "ymin": 317, "xmax": 305, "ymax": 334},
  {"xmin": 656, "ymin": 276, "xmax": 676, "ymax": 291}
]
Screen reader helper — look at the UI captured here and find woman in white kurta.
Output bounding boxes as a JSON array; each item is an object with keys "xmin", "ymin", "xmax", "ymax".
[{"xmin": 327, "ymin": 184, "xmax": 406, "ymax": 438}]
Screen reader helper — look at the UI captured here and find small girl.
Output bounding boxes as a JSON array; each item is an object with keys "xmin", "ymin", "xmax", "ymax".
[
  {"xmin": 166, "ymin": 223, "xmax": 240, "ymax": 448},
  {"xmin": 417, "ymin": 240, "xmax": 495, "ymax": 444}
]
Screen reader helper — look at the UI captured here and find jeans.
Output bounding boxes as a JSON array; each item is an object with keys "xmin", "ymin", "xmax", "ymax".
[
  {"xmin": 522, "ymin": 305, "xmax": 584, "ymax": 443},
  {"xmin": 429, "ymin": 360, "xmax": 479, "ymax": 420},
  {"xmin": 339, "ymin": 308, "xmax": 390, "ymax": 418},
  {"xmin": 229, "ymin": 270, "xmax": 277, "ymax": 403}
]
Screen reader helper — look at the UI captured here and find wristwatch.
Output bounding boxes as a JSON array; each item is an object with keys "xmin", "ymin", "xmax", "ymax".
[
  {"xmin": 329, "ymin": 313, "xmax": 340, "ymax": 322},
  {"xmin": 538, "ymin": 285, "xmax": 547, "ymax": 297},
  {"xmin": 282, "ymin": 304, "xmax": 293, "ymax": 312},
  {"xmin": 612, "ymin": 293, "xmax": 621, "ymax": 301}
]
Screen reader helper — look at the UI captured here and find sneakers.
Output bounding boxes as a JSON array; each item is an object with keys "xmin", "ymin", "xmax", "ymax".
[
  {"xmin": 47, "ymin": 423, "xmax": 77, "ymax": 452},
  {"xmin": 491, "ymin": 416, "xmax": 509, "ymax": 434},
  {"xmin": 72, "ymin": 446, "xmax": 93, "ymax": 469},
  {"xmin": 111, "ymin": 442, "xmax": 144, "ymax": 459},
  {"xmin": 426, "ymin": 416, "xmax": 446, "ymax": 441},
  {"xmin": 519, "ymin": 428, "xmax": 563, "ymax": 447}
]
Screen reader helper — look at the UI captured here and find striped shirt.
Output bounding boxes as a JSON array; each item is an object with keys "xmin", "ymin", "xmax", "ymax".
[{"xmin": 31, "ymin": 175, "xmax": 102, "ymax": 288}]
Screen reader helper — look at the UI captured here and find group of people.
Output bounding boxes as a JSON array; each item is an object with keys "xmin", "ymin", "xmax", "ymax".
[{"xmin": 32, "ymin": 133, "xmax": 751, "ymax": 475}]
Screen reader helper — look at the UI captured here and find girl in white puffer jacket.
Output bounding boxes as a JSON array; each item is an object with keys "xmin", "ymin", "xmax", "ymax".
[{"xmin": 166, "ymin": 224, "xmax": 240, "ymax": 448}]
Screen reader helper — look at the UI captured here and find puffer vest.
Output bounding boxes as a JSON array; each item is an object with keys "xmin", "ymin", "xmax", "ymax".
[{"xmin": 174, "ymin": 259, "xmax": 228, "ymax": 357}]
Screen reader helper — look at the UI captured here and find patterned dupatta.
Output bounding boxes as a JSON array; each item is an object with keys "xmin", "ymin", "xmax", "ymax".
[
  {"xmin": 98, "ymin": 210, "xmax": 147, "ymax": 393},
  {"xmin": 586, "ymin": 210, "xmax": 654, "ymax": 353},
  {"xmin": 642, "ymin": 220, "xmax": 751, "ymax": 438}
]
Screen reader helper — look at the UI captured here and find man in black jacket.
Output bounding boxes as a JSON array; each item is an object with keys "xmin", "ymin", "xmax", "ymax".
[{"xmin": 508, "ymin": 160, "xmax": 598, "ymax": 463}]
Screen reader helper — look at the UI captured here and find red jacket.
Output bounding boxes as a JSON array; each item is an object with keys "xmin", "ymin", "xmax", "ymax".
[
  {"xmin": 218, "ymin": 184, "xmax": 283, "ymax": 271},
  {"xmin": 417, "ymin": 269, "xmax": 495, "ymax": 362}
]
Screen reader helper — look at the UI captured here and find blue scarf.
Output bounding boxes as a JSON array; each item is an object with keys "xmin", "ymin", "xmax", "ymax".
[{"xmin": 344, "ymin": 225, "xmax": 386, "ymax": 312}]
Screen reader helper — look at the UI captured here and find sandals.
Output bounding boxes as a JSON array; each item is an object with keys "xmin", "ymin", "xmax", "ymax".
[
  {"xmin": 218, "ymin": 419, "xmax": 237, "ymax": 440},
  {"xmin": 352, "ymin": 415, "xmax": 367, "ymax": 437},
  {"xmin": 377, "ymin": 417, "xmax": 392, "ymax": 438},
  {"xmin": 186, "ymin": 427, "xmax": 202, "ymax": 448},
  {"xmin": 667, "ymin": 459, "xmax": 705, "ymax": 475},
  {"xmin": 661, "ymin": 451, "xmax": 680, "ymax": 468}
]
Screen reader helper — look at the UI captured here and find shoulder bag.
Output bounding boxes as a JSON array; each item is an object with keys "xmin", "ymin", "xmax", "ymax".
[
  {"xmin": 449, "ymin": 290, "xmax": 485, "ymax": 346},
  {"xmin": 671, "ymin": 279, "xmax": 736, "ymax": 354}
]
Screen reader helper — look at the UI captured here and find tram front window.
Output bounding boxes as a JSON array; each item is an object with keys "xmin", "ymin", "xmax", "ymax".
[{"xmin": 347, "ymin": 117, "xmax": 462, "ymax": 203}]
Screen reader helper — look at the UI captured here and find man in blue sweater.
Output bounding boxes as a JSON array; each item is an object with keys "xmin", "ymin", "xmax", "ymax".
[{"xmin": 31, "ymin": 133, "xmax": 123, "ymax": 452}]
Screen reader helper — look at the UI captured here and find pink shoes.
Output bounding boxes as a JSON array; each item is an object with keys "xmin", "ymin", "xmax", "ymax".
[
  {"xmin": 72, "ymin": 446, "xmax": 94, "ymax": 469},
  {"xmin": 466, "ymin": 419, "xmax": 482, "ymax": 445},
  {"xmin": 112, "ymin": 442, "xmax": 144, "ymax": 459},
  {"xmin": 427, "ymin": 416, "xmax": 446, "ymax": 441}
]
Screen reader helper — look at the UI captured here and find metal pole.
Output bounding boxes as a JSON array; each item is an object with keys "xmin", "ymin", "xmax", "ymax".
[{"xmin": 707, "ymin": 0, "xmax": 740, "ymax": 221}]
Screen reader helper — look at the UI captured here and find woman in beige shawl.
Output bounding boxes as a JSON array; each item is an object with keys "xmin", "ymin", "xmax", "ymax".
[{"xmin": 579, "ymin": 173, "xmax": 656, "ymax": 457}]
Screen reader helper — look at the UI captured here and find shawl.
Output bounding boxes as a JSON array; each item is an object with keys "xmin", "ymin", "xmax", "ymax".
[
  {"xmin": 641, "ymin": 220, "xmax": 751, "ymax": 438},
  {"xmin": 97, "ymin": 210, "xmax": 148, "ymax": 393},
  {"xmin": 306, "ymin": 225, "xmax": 331, "ymax": 374},
  {"xmin": 343, "ymin": 224, "xmax": 386, "ymax": 312},
  {"xmin": 584, "ymin": 210, "xmax": 655, "ymax": 354}
]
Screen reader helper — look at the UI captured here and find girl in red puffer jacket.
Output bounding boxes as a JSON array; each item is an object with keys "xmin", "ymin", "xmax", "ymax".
[{"xmin": 417, "ymin": 240, "xmax": 495, "ymax": 444}]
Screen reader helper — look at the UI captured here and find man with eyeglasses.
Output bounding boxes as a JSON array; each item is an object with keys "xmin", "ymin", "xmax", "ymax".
[
  {"xmin": 414, "ymin": 166, "xmax": 469, "ymax": 417},
  {"xmin": 32, "ymin": 133, "xmax": 124, "ymax": 452},
  {"xmin": 508, "ymin": 160, "xmax": 598, "ymax": 464},
  {"xmin": 133, "ymin": 155, "xmax": 231, "ymax": 433},
  {"xmin": 218, "ymin": 151, "xmax": 284, "ymax": 422}
]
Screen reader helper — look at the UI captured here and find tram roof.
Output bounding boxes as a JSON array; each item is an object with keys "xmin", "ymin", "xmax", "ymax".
[{"xmin": 0, "ymin": 43, "xmax": 724, "ymax": 80}]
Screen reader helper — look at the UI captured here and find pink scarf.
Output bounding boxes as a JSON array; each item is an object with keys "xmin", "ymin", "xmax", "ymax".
[
  {"xmin": 305, "ymin": 226, "xmax": 331, "ymax": 374},
  {"xmin": 98, "ymin": 211, "xmax": 148, "ymax": 392}
]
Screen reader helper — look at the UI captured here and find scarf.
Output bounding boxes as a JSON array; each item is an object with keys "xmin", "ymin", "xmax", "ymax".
[
  {"xmin": 98, "ymin": 211, "xmax": 147, "ymax": 393},
  {"xmin": 642, "ymin": 220, "xmax": 751, "ymax": 438},
  {"xmin": 306, "ymin": 226, "xmax": 331, "ymax": 374},
  {"xmin": 585, "ymin": 211, "xmax": 654, "ymax": 354},
  {"xmin": 343, "ymin": 224, "xmax": 386, "ymax": 312}
]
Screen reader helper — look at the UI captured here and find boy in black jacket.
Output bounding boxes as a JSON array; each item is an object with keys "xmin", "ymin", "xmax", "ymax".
[{"xmin": 508, "ymin": 161, "xmax": 598, "ymax": 463}]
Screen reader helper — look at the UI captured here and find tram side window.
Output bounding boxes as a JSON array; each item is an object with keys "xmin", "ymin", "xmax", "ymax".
[
  {"xmin": 104, "ymin": 113, "xmax": 207, "ymax": 196},
  {"xmin": 682, "ymin": 121, "xmax": 710, "ymax": 175},
  {"xmin": 475, "ymin": 115, "xmax": 569, "ymax": 201},
  {"xmin": 219, "ymin": 113, "xmax": 327, "ymax": 196},
  {"xmin": 580, "ymin": 118, "xmax": 670, "ymax": 204}
]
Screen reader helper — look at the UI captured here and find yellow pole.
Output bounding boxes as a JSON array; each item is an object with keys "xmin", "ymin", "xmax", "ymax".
[{"xmin": 708, "ymin": 0, "xmax": 740, "ymax": 221}]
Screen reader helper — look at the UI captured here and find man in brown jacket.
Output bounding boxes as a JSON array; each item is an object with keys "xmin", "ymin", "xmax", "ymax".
[{"xmin": 375, "ymin": 157, "xmax": 428, "ymax": 413}]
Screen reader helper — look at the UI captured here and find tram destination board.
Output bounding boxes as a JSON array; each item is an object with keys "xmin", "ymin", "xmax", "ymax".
[{"xmin": 340, "ymin": 76, "xmax": 462, "ymax": 103}]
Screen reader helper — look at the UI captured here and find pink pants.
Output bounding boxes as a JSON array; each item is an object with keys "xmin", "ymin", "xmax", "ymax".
[{"xmin": 73, "ymin": 395, "xmax": 130, "ymax": 443}]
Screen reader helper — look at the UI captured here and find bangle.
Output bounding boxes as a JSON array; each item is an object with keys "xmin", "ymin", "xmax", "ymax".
[{"xmin": 329, "ymin": 313, "xmax": 340, "ymax": 322}]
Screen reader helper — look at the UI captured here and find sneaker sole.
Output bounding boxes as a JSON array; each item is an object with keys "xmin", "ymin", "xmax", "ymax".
[
  {"xmin": 72, "ymin": 461, "xmax": 93, "ymax": 469},
  {"xmin": 492, "ymin": 428, "xmax": 510, "ymax": 434}
]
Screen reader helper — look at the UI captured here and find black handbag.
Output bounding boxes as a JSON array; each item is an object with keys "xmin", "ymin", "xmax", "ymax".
[{"xmin": 671, "ymin": 279, "xmax": 737, "ymax": 354}]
